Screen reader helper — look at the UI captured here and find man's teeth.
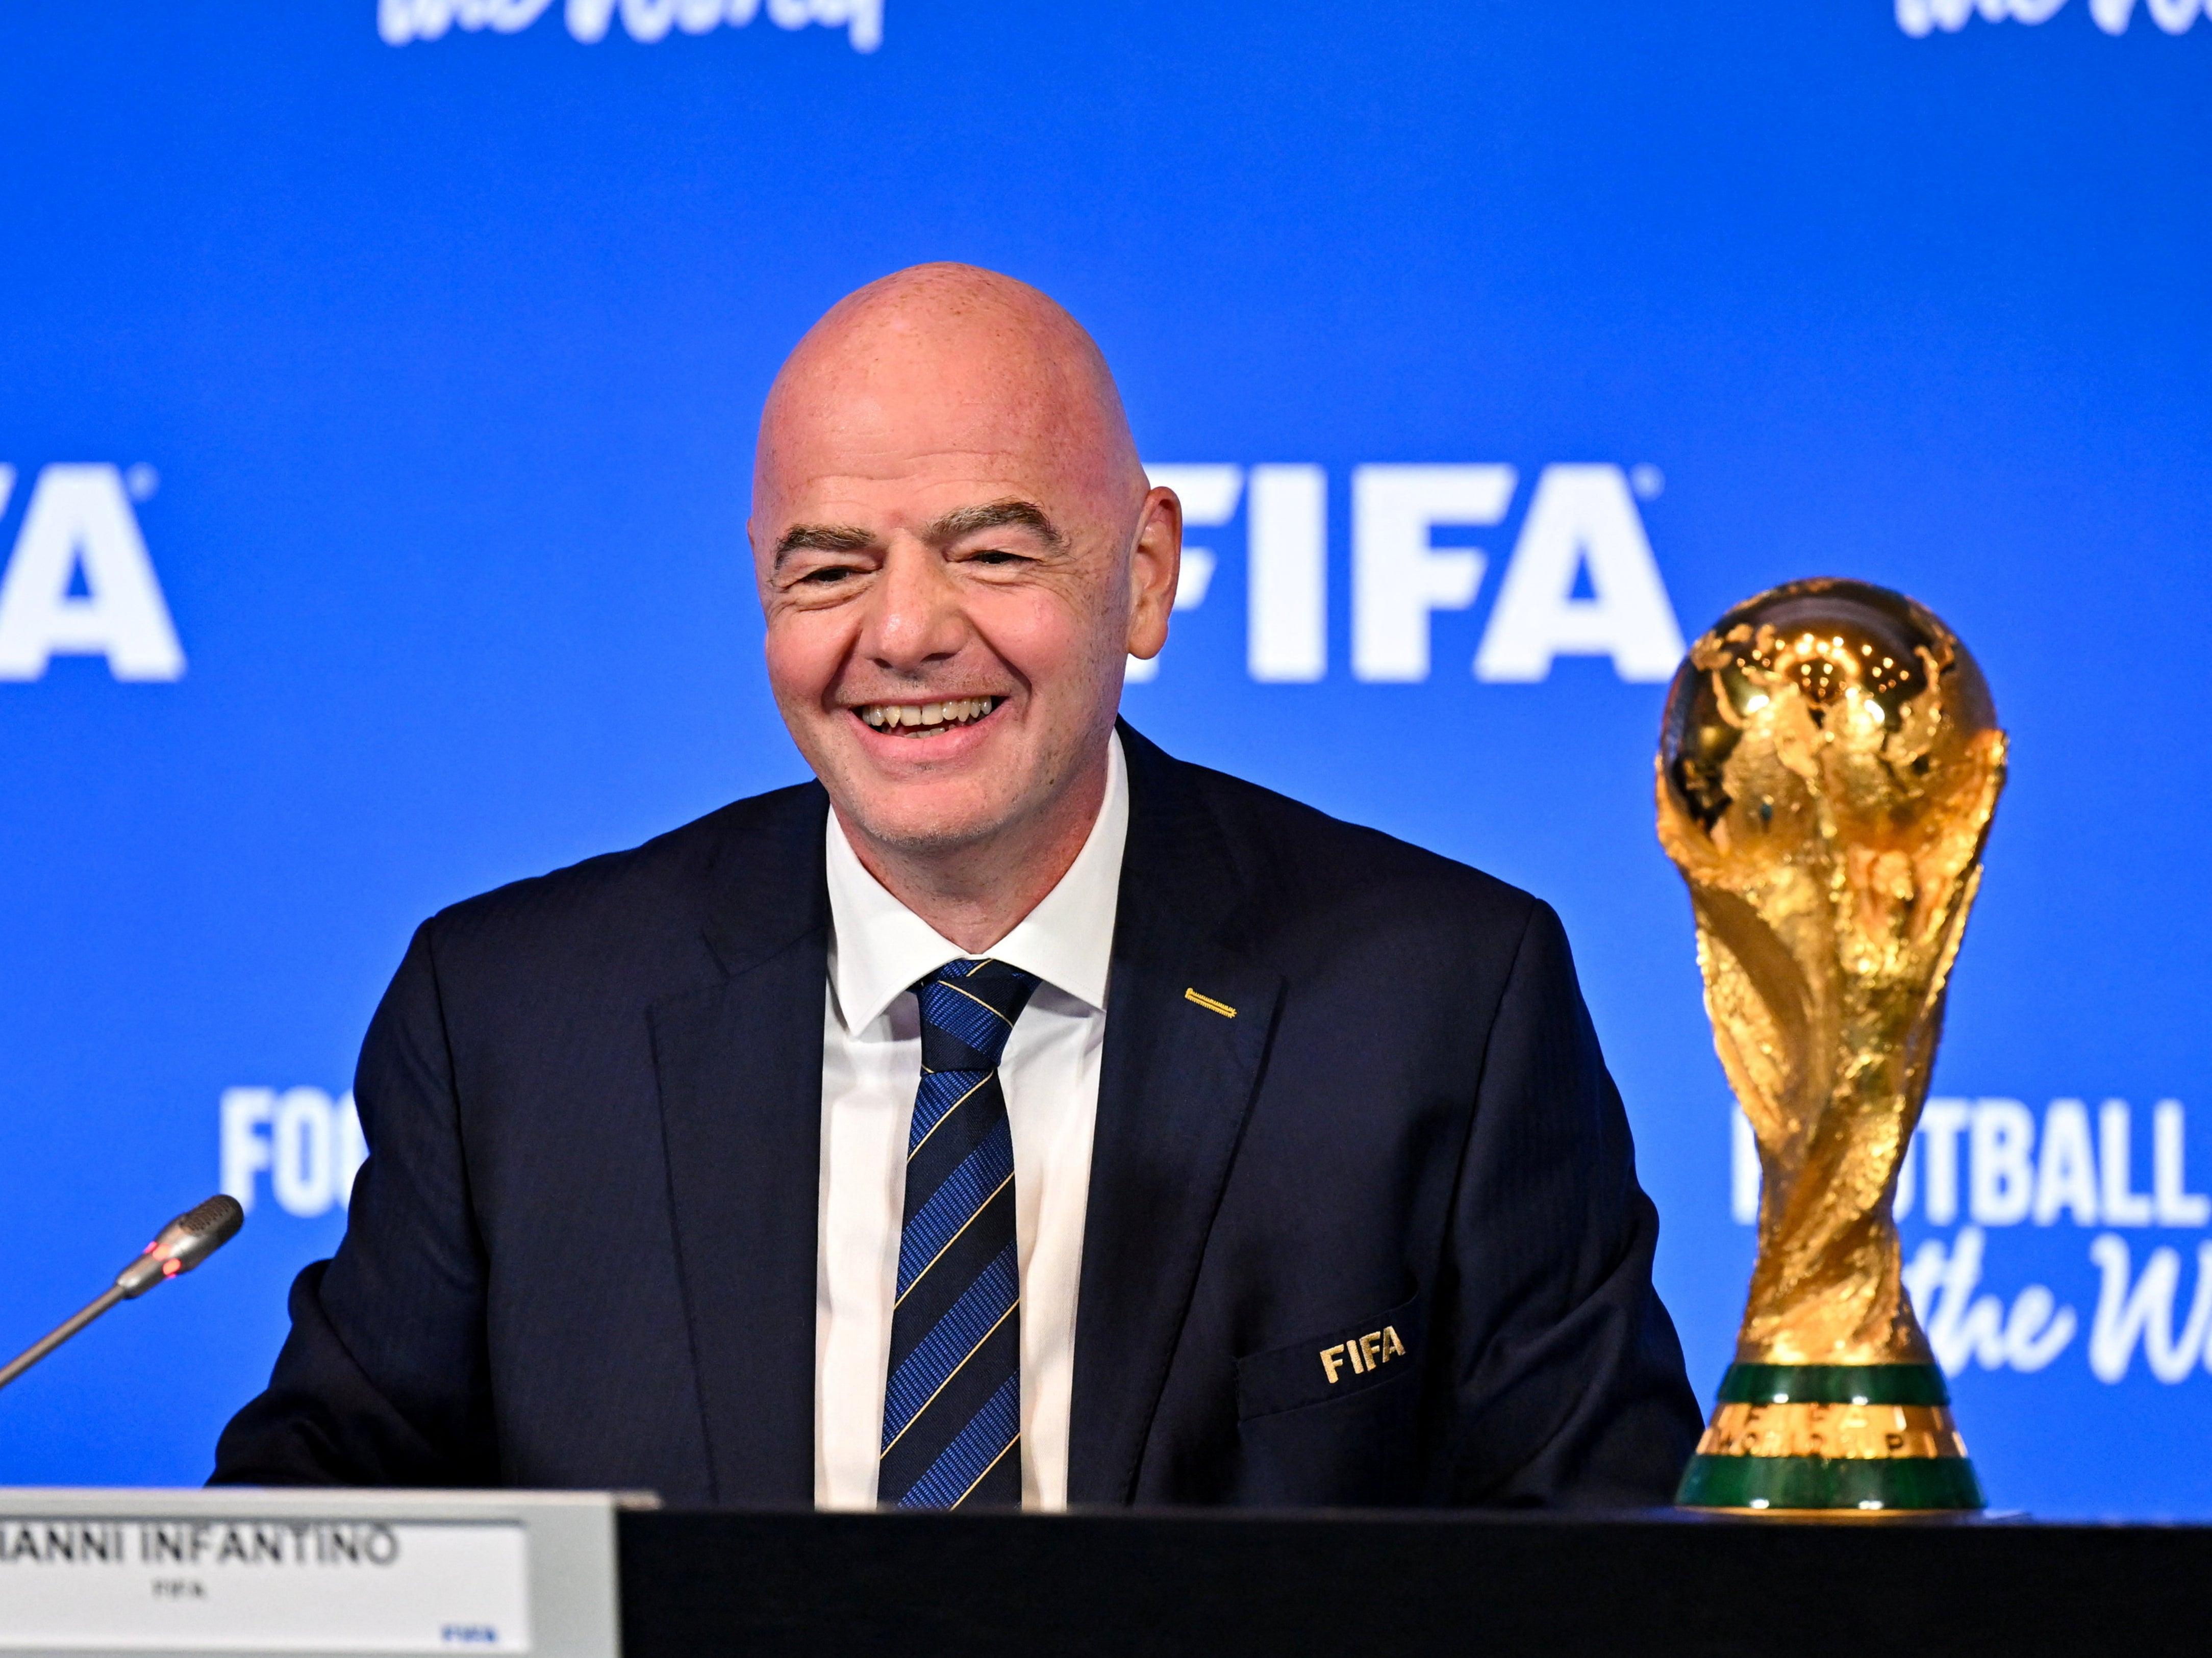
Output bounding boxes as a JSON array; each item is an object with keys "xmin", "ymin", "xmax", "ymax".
[{"xmin": 858, "ymin": 697, "xmax": 997, "ymax": 731}]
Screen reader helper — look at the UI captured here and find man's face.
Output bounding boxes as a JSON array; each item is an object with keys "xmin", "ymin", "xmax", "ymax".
[{"xmin": 751, "ymin": 324, "xmax": 1176, "ymax": 858}]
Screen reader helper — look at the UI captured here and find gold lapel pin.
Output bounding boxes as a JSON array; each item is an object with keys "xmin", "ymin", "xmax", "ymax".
[{"xmin": 1184, "ymin": 988, "xmax": 1236, "ymax": 1018}]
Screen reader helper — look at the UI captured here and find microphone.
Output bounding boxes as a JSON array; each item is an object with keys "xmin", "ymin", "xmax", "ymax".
[{"xmin": 0, "ymin": 1194, "xmax": 245, "ymax": 1393}]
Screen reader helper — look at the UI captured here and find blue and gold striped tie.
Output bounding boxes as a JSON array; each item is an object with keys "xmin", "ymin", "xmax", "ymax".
[{"xmin": 878, "ymin": 957, "xmax": 1039, "ymax": 1508}]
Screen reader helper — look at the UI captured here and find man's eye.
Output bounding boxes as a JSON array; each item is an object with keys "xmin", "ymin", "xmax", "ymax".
[
  {"xmin": 799, "ymin": 566, "xmax": 856, "ymax": 584},
  {"xmin": 969, "ymin": 549, "xmax": 1024, "ymax": 566}
]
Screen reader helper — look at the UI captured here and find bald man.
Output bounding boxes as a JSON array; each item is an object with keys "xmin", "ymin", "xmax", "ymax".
[{"xmin": 213, "ymin": 265, "xmax": 1700, "ymax": 1509}]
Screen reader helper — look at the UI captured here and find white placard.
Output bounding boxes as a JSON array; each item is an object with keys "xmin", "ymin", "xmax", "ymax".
[{"xmin": 0, "ymin": 1490, "xmax": 631, "ymax": 1658}]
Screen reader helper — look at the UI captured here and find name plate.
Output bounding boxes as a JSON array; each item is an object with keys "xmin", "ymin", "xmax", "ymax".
[{"xmin": 0, "ymin": 1489, "xmax": 635, "ymax": 1657}]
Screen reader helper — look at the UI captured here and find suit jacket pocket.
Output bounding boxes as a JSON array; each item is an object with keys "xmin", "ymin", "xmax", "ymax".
[{"xmin": 1235, "ymin": 1291, "xmax": 1425, "ymax": 1422}]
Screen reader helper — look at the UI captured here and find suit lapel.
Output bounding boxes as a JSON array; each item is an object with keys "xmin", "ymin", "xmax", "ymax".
[
  {"xmin": 650, "ymin": 785, "xmax": 830, "ymax": 1506},
  {"xmin": 1068, "ymin": 726, "xmax": 1285, "ymax": 1504},
  {"xmin": 645, "ymin": 745, "xmax": 1279, "ymax": 1506}
]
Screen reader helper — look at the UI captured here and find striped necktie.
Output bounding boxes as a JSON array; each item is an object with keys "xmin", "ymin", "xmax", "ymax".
[{"xmin": 878, "ymin": 957, "xmax": 1040, "ymax": 1508}]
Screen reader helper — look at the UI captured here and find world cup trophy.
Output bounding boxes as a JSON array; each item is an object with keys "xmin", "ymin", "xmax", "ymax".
[{"xmin": 1657, "ymin": 577, "xmax": 2006, "ymax": 1513}]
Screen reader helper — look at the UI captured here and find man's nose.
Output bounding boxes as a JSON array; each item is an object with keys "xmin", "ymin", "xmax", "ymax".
[{"xmin": 859, "ymin": 538, "xmax": 970, "ymax": 673}]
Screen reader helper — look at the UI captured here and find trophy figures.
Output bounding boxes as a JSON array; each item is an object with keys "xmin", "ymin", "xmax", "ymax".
[{"xmin": 1657, "ymin": 578, "xmax": 2006, "ymax": 1513}]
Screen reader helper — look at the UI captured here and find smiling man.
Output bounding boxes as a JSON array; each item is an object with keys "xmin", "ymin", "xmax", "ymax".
[{"xmin": 213, "ymin": 265, "xmax": 1700, "ymax": 1509}]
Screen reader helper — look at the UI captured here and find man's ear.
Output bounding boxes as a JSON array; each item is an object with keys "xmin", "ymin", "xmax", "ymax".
[{"xmin": 1124, "ymin": 486, "xmax": 1183, "ymax": 661}]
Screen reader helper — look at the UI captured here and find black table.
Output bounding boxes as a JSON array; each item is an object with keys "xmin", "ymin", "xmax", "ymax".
[{"xmin": 616, "ymin": 1507, "xmax": 2210, "ymax": 1657}]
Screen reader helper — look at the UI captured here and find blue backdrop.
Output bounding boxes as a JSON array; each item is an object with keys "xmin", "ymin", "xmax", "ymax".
[{"xmin": 3, "ymin": 0, "xmax": 2208, "ymax": 1517}]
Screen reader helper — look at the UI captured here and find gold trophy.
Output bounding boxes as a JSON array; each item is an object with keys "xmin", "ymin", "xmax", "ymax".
[{"xmin": 1657, "ymin": 578, "xmax": 2005, "ymax": 1514}]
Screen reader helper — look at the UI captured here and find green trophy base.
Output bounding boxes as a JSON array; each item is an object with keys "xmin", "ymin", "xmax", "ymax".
[{"xmin": 1674, "ymin": 1363, "xmax": 1986, "ymax": 1514}]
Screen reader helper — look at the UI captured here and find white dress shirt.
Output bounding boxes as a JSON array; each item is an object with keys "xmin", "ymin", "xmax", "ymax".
[{"xmin": 814, "ymin": 732, "xmax": 1128, "ymax": 1510}]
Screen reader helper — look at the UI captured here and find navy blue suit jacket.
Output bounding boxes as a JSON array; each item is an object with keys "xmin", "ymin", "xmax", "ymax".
[{"xmin": 213, "ymin": 725, "xmax": 1699, "ymax": 1506}]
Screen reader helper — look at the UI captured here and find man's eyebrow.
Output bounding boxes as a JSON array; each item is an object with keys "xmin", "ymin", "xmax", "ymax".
[
  {"xmin": 924, "ymin": 499, "xmax": 1067, "ymax": 549},
  {"xmin": 772, "ymin": 500, "xmax": 1066, "ymax": 565},
  {"xmin": 774, "ymin": 523, "xmax": 876, "ymax": 563}
]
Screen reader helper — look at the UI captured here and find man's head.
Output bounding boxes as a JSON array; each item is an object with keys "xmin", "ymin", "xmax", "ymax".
[{"xmin": 750, "ymin": 264, "xmax": 1179, "ymax": 879}]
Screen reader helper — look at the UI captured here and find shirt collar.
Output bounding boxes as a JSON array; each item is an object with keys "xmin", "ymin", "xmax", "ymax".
[{"xmin": 824, "ymin": 730, "xmax": 1129, "ymax": 1032}]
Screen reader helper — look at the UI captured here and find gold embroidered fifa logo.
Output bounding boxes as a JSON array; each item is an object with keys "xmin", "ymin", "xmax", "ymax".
[{"xmin": 1319, "ymin": 1325, "xmax": 1407, "ymax": 1384}]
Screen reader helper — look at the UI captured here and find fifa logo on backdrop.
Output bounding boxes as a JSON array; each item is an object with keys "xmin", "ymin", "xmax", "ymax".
[
  {"xmin": 1898, "ymin": 0, "xmax": 2210, "ymax": 33},
  {"xmin": 1732, "ymin": 1098, "xmax": 2212, "ymax": 1385},
  {"xmin": 0, "ymin": 464, "xmax": 184, "ymax": 683},
  {"xmin": 1138, "ymin": 463, "xmax": 1682, "ymax": 686},
  {"xmin": 378, "ymin": 0, "xmax": 883, "ymax": 52}
]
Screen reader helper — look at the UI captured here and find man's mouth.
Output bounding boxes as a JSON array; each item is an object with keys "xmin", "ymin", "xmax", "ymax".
[{"xmin": 853, "ymin": 696, "xmax": 1002, "ymax": 736}]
